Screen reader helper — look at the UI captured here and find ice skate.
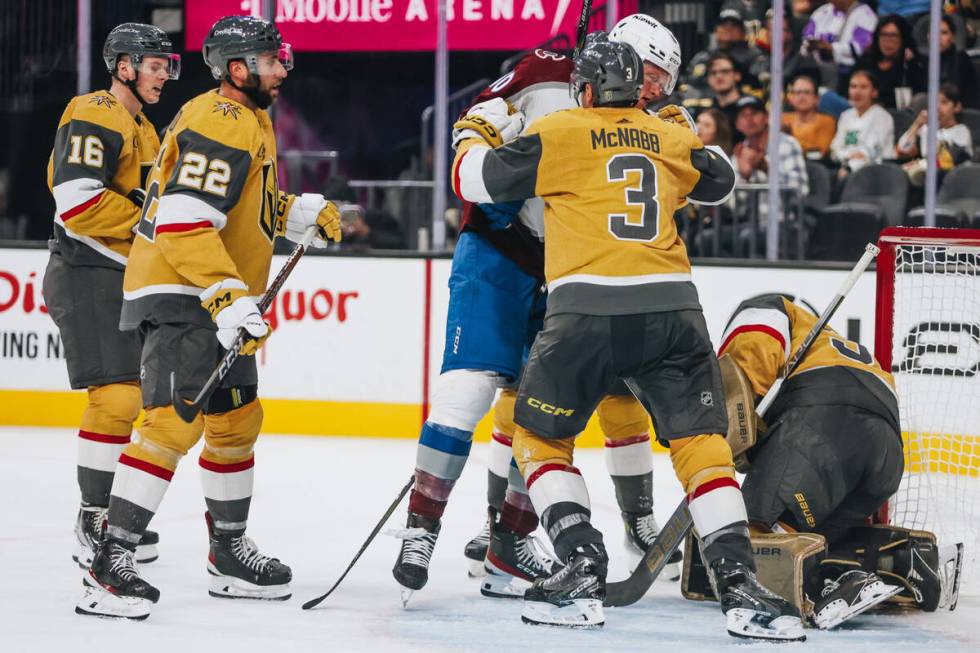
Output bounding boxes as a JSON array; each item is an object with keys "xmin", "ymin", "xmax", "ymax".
[
  {"xmin": 622, "ymin": 511, "xmax": 681, "ymax": 581},
  {"xmin": 710, "ymin": 558, "xmax": 806, "ymax": 641},
  {"xmin": 521, "ymin": 543, "xmax": 606, "ymax": 629},
  {"xmin": 206, "ymin": 513, "xmax": 292, "ymax": 600},
  {"xmin": 481, "ymin": 529, "xmax": 560, "ymax": 599},
  {"xmin": 76, "ymin": 539, "xmax": 159, "ymax": 620},
  {"xmin": 73, "ymin": 505, "xmax": 159, "ymax": 567},
  {"xmin": 392, "ymin": 512, "xmax": 441, "ymax": 606},
  {"xmin": 464, "ymin": 507, "xmax": 496, "ymax": 578},
  {"xmin": 812, "ymin": 570, "xmax": 902, "ymax": 629}
]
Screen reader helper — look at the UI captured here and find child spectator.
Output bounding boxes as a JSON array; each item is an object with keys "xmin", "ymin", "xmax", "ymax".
[
  {"xmin": 782, "ymin": 72, "xmax": 838, "ymax": 158},
  {"xmin": 831, "ymin": 69, "xmax": 896, "ymax": 179},
  {"xmin": 896, "ymin": 83, "xmax": 974, "ymax": 185}
]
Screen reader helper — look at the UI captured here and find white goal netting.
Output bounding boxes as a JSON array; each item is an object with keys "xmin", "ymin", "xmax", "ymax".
[{"xmin": 885, "ymin": 239, "xmax": 980, "ymax": 588}]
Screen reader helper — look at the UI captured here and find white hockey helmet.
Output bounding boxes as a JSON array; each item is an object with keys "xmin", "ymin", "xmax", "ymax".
[{"xmin": 609, "ymin": 14, "xmax": 682, "ymax": 96}]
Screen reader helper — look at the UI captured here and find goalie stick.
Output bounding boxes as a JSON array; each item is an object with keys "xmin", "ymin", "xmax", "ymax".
[
  {"xmin": 171, "ymin": 226, "xmax": 319, "ymax": 423},
  {"xmin": 605, "ymin": 243, "xmax": 881, "ymax": 607},
  {"xmin": 303, "ymin": 475, "xmax": 415, "ymax": 610}
]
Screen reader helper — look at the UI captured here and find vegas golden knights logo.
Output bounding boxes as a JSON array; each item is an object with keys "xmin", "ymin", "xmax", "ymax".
[{"xmin": 258, "ymin": 160, "xmax": 277, "ymax": 242}]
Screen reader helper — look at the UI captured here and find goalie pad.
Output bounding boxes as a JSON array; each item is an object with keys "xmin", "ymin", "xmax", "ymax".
[
  {"xmin": 718, "ymin": 354, "xmax": 757, "ymax": 472},
  {"xmin": 682, "ymin": 529, "xmax": 826, "ymax": 617},
  {"xmin": 822, "ymin": 525, "xmax": 962, "ymax": 612}
]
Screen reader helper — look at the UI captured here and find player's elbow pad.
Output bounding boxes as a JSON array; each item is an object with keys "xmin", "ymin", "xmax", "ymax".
[{"xmin": 688, "ymin": 145, "xmax": 736, "ymax": 205}]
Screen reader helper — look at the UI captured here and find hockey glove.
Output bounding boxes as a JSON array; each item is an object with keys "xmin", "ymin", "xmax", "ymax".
[
  {"xmin": 277, "ymin": 193, "xmax": 342, "ymax": 247},
  {"xmin": 478, "ymin": 200, "xmax": 524, "ymax": 230},
  {"xmin": 200, "ymin": 279, "xmax": 271, "ymax": 356},
  {"xmin": 453, "ymin": 97, "xmax": 525, "ymax": 149},
  {"xmin": 657, "ymin": 104, "xmax": 698, "ymax": 135}
]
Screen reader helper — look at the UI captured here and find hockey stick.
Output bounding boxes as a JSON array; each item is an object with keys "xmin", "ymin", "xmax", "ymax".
[
  {"xmin": 573, "ymin": 0, "xmax": 593, "ymax": 58},
  {"xmin": 171, "ymin": 226, "xmax": 319, "ymax": 423},
  {"xmin": 605, "ymin": 243, "xmax": 880, "ymax": 607},
  {"xmin": 302, "ymin": 474, "xmax": 415, "ymax": 610}
]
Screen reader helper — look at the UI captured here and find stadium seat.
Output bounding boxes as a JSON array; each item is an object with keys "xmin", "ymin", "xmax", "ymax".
[
  {"xmin": 905, "ymin": 163, "xmax": 980, "ymax": 225},
  {"xmin": 808, "ymin": 204, "xmax": 883, "ymax": 261},
  {"xmin": 837, "ymin": 163, "xmax": 909, "ymax": 226},
  {"xmin": 804, "ymin": 161, "xmax": 832, "ymax": 213},
  {"xmin": 957, "ymin": 109, "xmax": 980, "ymax": 160},
  {"xmin": 888, "ymin": 108, "xmax": 914, "ymax": 141}
]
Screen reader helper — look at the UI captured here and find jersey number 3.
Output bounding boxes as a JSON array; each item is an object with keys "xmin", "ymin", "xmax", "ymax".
[{"xmin": 606, "ymin": 154, "xmax": 661, "ymax": 242}]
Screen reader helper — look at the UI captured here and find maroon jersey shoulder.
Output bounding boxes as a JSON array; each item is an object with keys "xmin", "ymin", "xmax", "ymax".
[{"xmin": 464, "ymin": 50, "xmax": 574, "ymax": 116}]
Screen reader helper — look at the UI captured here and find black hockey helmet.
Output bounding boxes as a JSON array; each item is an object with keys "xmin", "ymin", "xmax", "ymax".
[
  {"xmin": 570, "ymin": 32, "xmax": 643, "ymax": 108},
  {"xmin": 103, "ymin": 23, "xmax": 180, "ymax": 80},
  {"xmin": 203, "ymin": 15, "xmax": 293, "ymax": 82}
]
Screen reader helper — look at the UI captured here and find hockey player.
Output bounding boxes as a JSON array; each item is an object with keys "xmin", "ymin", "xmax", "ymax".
[
  {"xmin": 75, "ymin": 16, "xmax": 341, "ymax": 620},
  {"xmin": 451, "ymin": 35, "xmax": 804, "ymax": 640},
  {"xmin": 394, "ymin": 15, "xmax": 687, "ymax": 602},
  {"xmin": 706, "ymin": 294, "xmax": 953, "ymax": 628},
  {"xmin": 44, "ymin": 23, "xmax": 180, "ymax": 568}
]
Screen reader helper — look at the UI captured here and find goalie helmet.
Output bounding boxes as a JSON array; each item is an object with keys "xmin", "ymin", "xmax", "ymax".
[
  {"xmin": 203, "ymin": 15, "xmax": 293, "ymax": 81},
  {"xmin": 609, "ymin": 14, "xmax": 682, "ymax": 96},
  {"xmin": 571, "ymin": 32, "xmax": 643, "ymax": 108},
  {"xmin": 103, "ymin": 23, "xmax": 180, "ymax": 80}
]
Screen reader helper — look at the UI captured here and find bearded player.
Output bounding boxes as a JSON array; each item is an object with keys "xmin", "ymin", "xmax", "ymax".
[{"xmin": 76, "ymin": 16, "xmax": 341, "ymax": 620}]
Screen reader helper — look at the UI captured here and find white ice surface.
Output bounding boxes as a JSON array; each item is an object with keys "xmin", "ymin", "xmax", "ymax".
[{"xmin": 1, "ymin": 427, "xmax": 977, "ymax": 652}]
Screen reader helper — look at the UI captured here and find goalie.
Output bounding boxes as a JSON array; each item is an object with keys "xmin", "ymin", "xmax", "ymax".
[{"xmin": 683, "ymin": 293, "xmax": 960, "ymax": 629}]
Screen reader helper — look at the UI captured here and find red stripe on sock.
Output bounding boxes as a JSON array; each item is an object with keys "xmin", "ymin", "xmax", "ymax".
[
  {"xmin": 525, "ymin": 463, "xmax": 580, "ymax": 489},
  {"xmin": 408, "ymin": 489, "xmax": 447, "ymax": 520},
  {"xmin": 491, "ymin": 431, "xmax": 513, "ymax": 446},
  {"xmin": 78, "ymin": 430, "xmax": 130, "ymax": 445},
  {"xmin": 688, "ymin": 476, "xmax": 740, "ymax": 502},
  {"xmin": 118, "ymin": 453, "xmax": 174, "ymax": 482},
  {"xmin": 61, "ymin": 191, "xmax": 104, "ymax": 220},
  {"xmin": 198, "ymin": 456, "xmax": 255, "ymax": 474},
  {"xmin": 155, "ymin": 220, "xmax": 213, "ymax": 235},
  {"xmin": 604, "ymin": 433, "xmax": 650, "ymax": 448}
]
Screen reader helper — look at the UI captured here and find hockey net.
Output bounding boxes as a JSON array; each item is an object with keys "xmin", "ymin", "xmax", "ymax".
[{"xmin": 875, "ymin": 227, "xmax": 980, "ymax": 589}]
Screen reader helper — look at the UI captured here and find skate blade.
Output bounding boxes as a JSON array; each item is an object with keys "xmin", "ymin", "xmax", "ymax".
[
  {"xmin": 521, "ymin": 598, "xmax": 604, "ymax": 629},
  {"xmin": 480, "ymin": 572, "xmax": 532, "ymax": 599},
  {"xmin": 400, "ymin": 588, "xmax": 414, "ymax": 608},
  {"xmin": 726, "ymin": 609, "xmax": 806, "ymax": 642},
  {"xmin": 815, "ymin": 583, "xmax": 903, "ymax": 630},
  {"xmin": 208, "ymin": 573, "xmax": 291, "ymax": 601},
  {"xmin": 73, "ymin": 542, "xmax": 95, "ymax": 569},
  {"xmin": 467, "ymin": 557, "xmax": 488, "ymax": 578},
  {"xmin": 135, "ymin": 543, "xmax": 159, "ymax": 565},
  {"xmin": 75, "ymin": 586, "xmax": 152, "ymax": 620}
]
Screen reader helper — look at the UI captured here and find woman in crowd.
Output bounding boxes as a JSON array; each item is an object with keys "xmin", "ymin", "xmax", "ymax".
[
  {"xmin": 830, "ymin": 69, "xmax": 896, "ymax": 179},
  {"xmin": 895, "ymin": 83, "xmax": 974, "ymax": 185},
  {"xmin": 781, "ymin": 71, "xmax": 837, "ymax": 159},
  {"xmin": 939, "ymin": 15, "xmax": 979, "ymax": 109},
  {"xmin": 852, "ymin": 15, "xmax": 926, "ymax": 109},
  {"xmin": 696, "ymin": 107, "xmax": 735, "ymax": 156}
]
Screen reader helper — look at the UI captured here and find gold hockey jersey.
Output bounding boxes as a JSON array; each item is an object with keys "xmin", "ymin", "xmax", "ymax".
[
  {"xmin": 121, "ymin": 90, "xmax": 285, "ymax": 329},
  {"xmin": 47, "ymin": 91, "xmax": 160, "ymax": 268},
  {"xmin": 719, "ymin": 294, "xmax": 899, "ymax": 428},
  {"xmin": 452, "ymin": 106, "xmax": 735, "ymax": 315}
]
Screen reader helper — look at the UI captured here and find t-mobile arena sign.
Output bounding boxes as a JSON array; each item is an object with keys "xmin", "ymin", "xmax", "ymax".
[{"xmin": 185, "ymin": 0, "xmax": 583, "ymax": 51}]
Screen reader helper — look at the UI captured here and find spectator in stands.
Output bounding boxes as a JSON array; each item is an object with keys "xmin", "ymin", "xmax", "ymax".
[
  {"xmin": 895, "ymin": 83, "xmax": 974, "ymax": 185},
  {"xmin": 782, "ymin": 72, "xmax": 838, "ymax": 159},
  {"xmin": 802, "ymin": 0, "xmax": 879, "ymax": 89},
  {"xmin": 696, "ymin": 108, "xmax": 736, "ymax": 156},
  {"xmin": 939, "ymin": 16, "xmax": 979, "ymax": 109},
  {"xmin": 852, "ymin": 15, "xmax": 926, "ymax": 110},
  {"xmin": 685, "ymin": 53, "xmax": 747, "ymax": 143},
  {"xmin": 756, "ymin": 6, "xmax": 820, "ymax": 98},
  {"xmin": 684, "ymin": 7, "xmax": 767, "ymax": 96},
  {"xmin": 831, "ymin": 69, "xmax": 896, "ymax": 179}
]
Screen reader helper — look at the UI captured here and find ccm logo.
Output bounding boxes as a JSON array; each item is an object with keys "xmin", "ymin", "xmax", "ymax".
[{"xmin": 526, "ymin": 397, "xmax": 575, "ymax": 417}]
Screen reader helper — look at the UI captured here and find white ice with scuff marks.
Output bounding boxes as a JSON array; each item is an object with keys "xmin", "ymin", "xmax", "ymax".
[{"xmin": 1, "ymin": 428, "xmax": 976, "ymax": 652}]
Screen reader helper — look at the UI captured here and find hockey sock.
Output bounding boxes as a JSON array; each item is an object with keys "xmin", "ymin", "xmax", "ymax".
[
  {"xmin": 498, "ymin": 462, "xmax": 538, "ymax": 536},
  {"xmin": 487, "ymin": 388, "xmax": 518, "ymax": 511},
  {"xmin": 604, "ymin": 433, "xmax": 654, "ymax": 515},
  {"xmin": 200, "ymin": 401, "xmax": 262, "ymax": 534},
  {"xmin": 77, "ymin": 382, "xmax": 141, "ymax": 506}
]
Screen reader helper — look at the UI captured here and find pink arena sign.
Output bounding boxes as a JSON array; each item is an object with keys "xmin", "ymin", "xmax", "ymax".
[{"xmin": 185, "ymin": 0, "xmax": 585, "ymax": 51}]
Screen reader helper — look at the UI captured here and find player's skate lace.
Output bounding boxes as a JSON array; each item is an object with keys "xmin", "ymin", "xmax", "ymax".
[
  {"xmin": 515, "ymin": 534, "xmax": 556, "ymax": 572},
  {"xmin": 81, "ymin": 506, "xmax": 108, "ymax": 538},
  {"xmin": 472, "ymin": 519, "xmax": 491, "ymax": 548},
  {"xmin": 230, "ymin": 536, "xmax": 277, "ymax": 574},
  {"xmin": 633, "ymin": 513, "xmax": 659, "ymax": 546},
  {"xmin": 397, "ymin": 528, "xmax": 438, "ymax": 567},
  {"xmin": 108, "ymin": 545, "xmax": 140, "ymax": 582}
]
